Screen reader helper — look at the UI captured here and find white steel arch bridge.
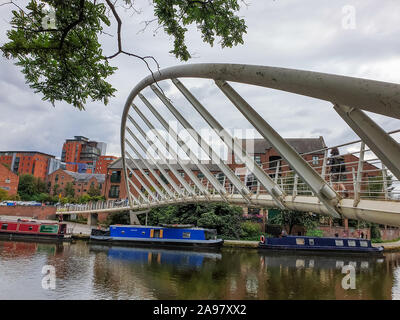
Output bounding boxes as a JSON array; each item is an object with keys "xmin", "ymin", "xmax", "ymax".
[{"xmin": 57, "ymin": 64, "xmax": 400, "ymax": 227}]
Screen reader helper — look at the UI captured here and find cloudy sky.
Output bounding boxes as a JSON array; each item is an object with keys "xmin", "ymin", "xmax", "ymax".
[{"xmin": 1, "ymin": 0, "xmax": 400, "ymax": 160}]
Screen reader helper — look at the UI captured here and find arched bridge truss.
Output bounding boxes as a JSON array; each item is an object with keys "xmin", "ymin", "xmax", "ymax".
[{"xmin": 58, "ymin": 64, "xmax": 400, "ymax": 227}]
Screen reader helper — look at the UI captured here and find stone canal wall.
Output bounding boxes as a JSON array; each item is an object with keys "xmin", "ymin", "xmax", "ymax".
[{"xmin": 0, "ymin": 205, "xmax": 57, "ymax": 220}]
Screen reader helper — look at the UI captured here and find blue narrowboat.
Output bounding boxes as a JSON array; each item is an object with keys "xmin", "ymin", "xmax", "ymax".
[
  {"xmin": 90, "ymin": 224, "xmax": 223, "ymax": 249},
  {"xmin": 258, "ymin": 235, "xmax": 383, "ymax": 255}
]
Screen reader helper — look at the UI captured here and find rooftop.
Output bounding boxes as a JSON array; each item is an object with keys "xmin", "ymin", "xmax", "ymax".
[
  {"xmin": 108, "ymin": 157, "xmax": 222, "ymax": 172},
  {"xmin": 240, "ymin": 137, "xmax": 327, "ymax": 154},
  {"xmin": 62, "ymin": 170, "xmax": 105, "ymax": 183},
  {"xmin": 0, "ymin": 151, "xmax": 56, "ymax": 158}
]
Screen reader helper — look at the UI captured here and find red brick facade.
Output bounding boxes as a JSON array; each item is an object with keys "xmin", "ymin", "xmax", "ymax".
[
  {"xmin": 104, "ymin": 160, "xmax": 221, "ymax": 200},
  {"xmin": 0, "ymin": 151, "xmax": 55, "ymax": 181},
  {"xmin": 0, "ymin": 205, "xmax": 56, "ymax": 220},
  {"xmin": 95, "ymin": 155, "xmax": 118, "ymax": 174},
  {"xmin": 0, "ymin": 164, "xmax": 19, "ymax": 196},
  {"xmin": 47, "ymin": 169, "xmax": 105, "ymax": 198}
]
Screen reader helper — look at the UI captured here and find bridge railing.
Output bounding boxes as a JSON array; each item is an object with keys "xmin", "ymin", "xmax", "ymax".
[
  {"xmin": 56, "ymin": 129, "xmax": 400, "ymax": 214},
  {"xmin": 234, "ymin": 129, "xmax": 400, "ymax": 202},
  {"xmin": 56, "ymin": 199, "xmax": 130, "ymax": 213}
]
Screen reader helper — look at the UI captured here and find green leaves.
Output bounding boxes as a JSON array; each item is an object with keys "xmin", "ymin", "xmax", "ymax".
[
  {"xmin": 141, "ymin": 202, "xmax": 244, "ymax": 239},
  {"xmin": 154, "ymin": 0, "xmax": 247, "ymax": 60},
  {"xmin": 2, "ymin": 0, "xmax": 116, "ymax": 110},
  {"xmin": 1, "ymin": 0, "xmax": 247, "ymax": 109}
]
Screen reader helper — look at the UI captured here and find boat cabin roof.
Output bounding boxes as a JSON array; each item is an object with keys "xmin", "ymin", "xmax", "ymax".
[
  {"xmin": 110, "ymin": 224, "xmax": 216, "ymax": 232},
  {"xmin": 283, "ymin": 235, "xmax": 371, "ymax": 242}
]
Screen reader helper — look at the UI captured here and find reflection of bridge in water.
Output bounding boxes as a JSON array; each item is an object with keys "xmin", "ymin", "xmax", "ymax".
[{"xmin": 57, "ymin": 64, "xmax": 400, "ymax": 227}]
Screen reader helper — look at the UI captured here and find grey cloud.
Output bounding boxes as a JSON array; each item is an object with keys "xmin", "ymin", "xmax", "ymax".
[{"xmin": 0, "ymin": 0, "xmax": 399, "ymax": 158}]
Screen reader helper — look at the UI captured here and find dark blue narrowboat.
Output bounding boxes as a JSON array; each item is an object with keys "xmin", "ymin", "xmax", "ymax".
[
  {"xmin": 258, "ymin": 235, "xmax": 383, "ymax": 255},
  {"xmin": 90, "ymin": 224, "xmax": 223, "ymax": 249}
]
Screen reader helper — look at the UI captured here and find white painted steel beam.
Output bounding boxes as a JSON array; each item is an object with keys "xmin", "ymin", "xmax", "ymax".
[
  {"xmin": 130, "ymin": 103, "xmax": 210, "ymax": 197},
  {"xmin": 125, "ymin": 138, "xmax": 170, "ymax": 200},
  {"xmin": 126, "ymin": 125, "xmax": 185, "ymax": 197},
  {"xmin": 134, "ymin": 97, "xmax": 228, "ymax": 198},
  {"xmin": 125, "ymin": 154, "xmax": 158, "ymax": 203},
  {"xmin": 334, "ymin": 104, "xmax": 400, "ymax": 181},
  {"xmin": 215, "ymin": 80, "xmax": 341, "ymax": 218},
  {"xmin": 127, "ymin": 114, "xmax": 196, "ymax": 197},
  {"xmin": 126, "ymin": 173, "xmax": 150, "ymax": 204},
  {"xmin": 150, "ymin": 84, "xmax": 251, "ymax": 202},
  {"xmin": 122, "ymin": 64, "xmax": 400, "ymax": 123},
  {"xmin": 171, "ymin": 78, "xmax": 286, "ymax": 209}
]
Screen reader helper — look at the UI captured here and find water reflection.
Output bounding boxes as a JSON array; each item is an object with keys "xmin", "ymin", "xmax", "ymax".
[
  {"xmin": 1, "ymin": 240, "xmax": 400, "ymax": 300},
  {"xmin": 94, "ymin": 245, "xmax": 222, "ymax": 269}
]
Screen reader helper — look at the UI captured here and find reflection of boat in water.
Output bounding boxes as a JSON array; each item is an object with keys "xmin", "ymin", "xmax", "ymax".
[
  {"xmin": 259, "ymin": 235, "xmax": 383, "ymax": 255},
  {"xmin": 0, "ymin": 240, "xmax": 62, "ymax": 257},
  {"xmin": 90, "ymin": 245, "xmax": 222, "ymax": 269},
  {"xmin": 258, "ymin": 251, "xmax": 385, "ymax": 270},
  {"xmin": 90, "ymin": 224, "xmax": 223, "ymax": 249}
]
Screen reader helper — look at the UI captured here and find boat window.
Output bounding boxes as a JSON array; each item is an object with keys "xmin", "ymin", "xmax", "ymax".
[
  {"xmin": 348, "ymin": 240, "xmax": 356, "ymax": 247},
  {"xmin": 308, "ymin": 239, "xmax": 314, "ymax": 245},
  {"xmin": 205, "ymin": 230, "xmax": 217, "ymax": 240},
  {"xmin": 121, "ymin": 230, "xmax": 125, "ymax": 234},
  {"xmin": 28, "ymin": 226, "xmax": 33, "ymax": 231},
  {"xmin": 182, "ymin": 232, "xmax": 191, "ymax": 239},
  {"xmin": 153, "ymin": 229, "xmax": 161, "ymax": 238},
  {"xmin": 296, "ymin": 238, "xmax": 305, "ymax": 245},
  {"xmin": 1, "ymin": 224, "xmax": 7, "ymax": 230},
  {"xmin": 360, "ymin": 241, "xmax": 368, "ymax": 247},
  {"xmin": 335, "ymin": 240, "xmax": 344, "ymax": 246}
]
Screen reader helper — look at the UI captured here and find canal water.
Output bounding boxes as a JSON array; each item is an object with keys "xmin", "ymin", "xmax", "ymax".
[{"xmin": 0, "ymin": 240, "xmax": 399, "ymax": 300}]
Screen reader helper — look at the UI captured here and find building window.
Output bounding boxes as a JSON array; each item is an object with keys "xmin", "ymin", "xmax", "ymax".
[
  {"xmin": 269, "ymin": 156, "xmax": 281, "ymax": 170},
  {"xmin": 110, "ymin": 170, "xmax": 121, "ymax": 183},
  {"xmin": 254, "ymin": 155, "xmax": 262, "ymax": 165},
  {"xmin": 160, "ymin": 174, "xmax": 169, "ymax": 185},
  {"xmin": 312, "ymin": 156, "xmax": 319, "ymax": 165},
  {"xmin": 197, "ymin": 172, "xmax": 205, "ymax": 179},
  {"xmin": 109, "ymin": 185, "xmax": 120, "ymax": 198},
  {"xmin": 216, "ymin": 173, "xmax": 225, "ymax": 185}
]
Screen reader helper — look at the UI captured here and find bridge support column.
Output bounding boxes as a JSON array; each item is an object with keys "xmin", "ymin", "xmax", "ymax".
[
  {"xmin": 216, "ymin": 80, "xmax": 341, "ymax": 218},
  {"xmin": 87, "ymin": 213, "xmax": 98, "ymax": 226},
  {"xmin": 334, "ymin": 104, "xmax": 400, "ymax": 180},
  {"xmin": 129, "ymin": 210, "xmax": 142, "ymax": 225}
]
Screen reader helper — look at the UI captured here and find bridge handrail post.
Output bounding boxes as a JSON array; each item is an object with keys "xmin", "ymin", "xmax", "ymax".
[
  {"xmin": 382, "ymin": 164, "xmax": 389, "ymax": 200},
  {"xmin": 353, "ymin": 142, "xmax": 365, "ymax": 206}
]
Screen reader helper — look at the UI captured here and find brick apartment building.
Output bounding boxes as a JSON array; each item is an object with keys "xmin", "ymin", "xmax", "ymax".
[
  {"xmin": 0, "ymin": 151, "xmax": 57, "ymax": 181},
  {"xmin": 228, "ymin": 137, "xmax": 327, "ymax": 178},
  {"xmin": 61, "ymin": 136, "xmax": 107, "ymax": 173},
  {"xmin": 0, "ymin": 164, "xmax": 19, "ymax": 196},
  {"xmin": 47, "ymin": 168, "xmax": 105, "ymax": 197}
]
